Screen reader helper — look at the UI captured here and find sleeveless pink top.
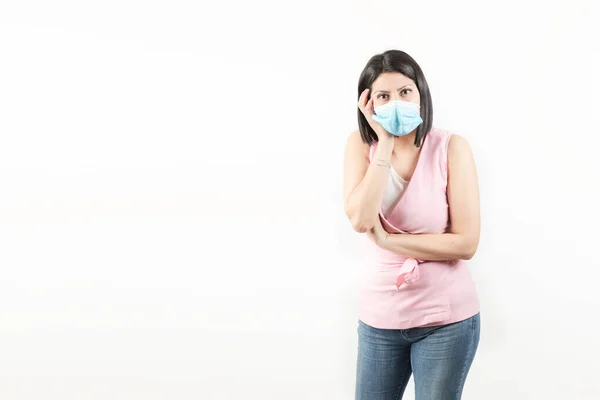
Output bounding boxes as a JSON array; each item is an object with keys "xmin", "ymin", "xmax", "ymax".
[{"xmin": 358, "ymin": 127, "xmax": 480, "ymax": 329}]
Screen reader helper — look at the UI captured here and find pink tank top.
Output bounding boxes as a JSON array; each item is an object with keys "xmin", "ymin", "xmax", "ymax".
[{"xmin": 358, "ymin": 127, "xmax": 480, "ymax": 329}]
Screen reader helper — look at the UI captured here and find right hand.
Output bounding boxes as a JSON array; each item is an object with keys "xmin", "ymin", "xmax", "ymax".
[{"xmin": 357, "ymin": 88, "xmax": 394, "ymax": 142}]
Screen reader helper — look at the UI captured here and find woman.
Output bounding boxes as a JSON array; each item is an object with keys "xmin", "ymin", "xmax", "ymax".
[{"xmin": 343, "ymin": 49, "xmax": 481, "ymax": 400}]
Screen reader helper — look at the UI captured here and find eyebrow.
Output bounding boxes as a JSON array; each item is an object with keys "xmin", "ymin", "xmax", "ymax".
[{"xmin": 374, "ymin": 85, "xmax": 412, "ymax": 94}]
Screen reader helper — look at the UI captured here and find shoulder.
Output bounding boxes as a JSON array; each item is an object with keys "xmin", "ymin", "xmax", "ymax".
[
  {"xmin": 346, "ymin": 129, "xmax": 368, "ymax": 146},
  {"xmin": 446, "ymin": 133, "xmax": 476, "ymax": 175},
  {"xmin": 345, "ymin": 129, "xmax": 371, "ymax": 156},
  {"xmin": 448, "ymin": 134, "xmax": 473, "ymax": 158},
  {"xmin": 428, "ymin": 127, "xmax": 472, "ymax": 154},
  {"xmin": 429, "ymin": 128, "xmax": 475, "ymax": 177},
  {"xmin": 346, "ymin": 129, "xmax": 362, "ymax": 144}
]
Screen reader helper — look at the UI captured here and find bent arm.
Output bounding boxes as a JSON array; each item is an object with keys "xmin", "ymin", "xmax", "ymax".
[
  {"xmin": 379, "ymin": 135, "xmax": 481, "ymax": 260},
  {"xmin": 343, "ymin": 131, "xmax": 394, "ymax": 232}
]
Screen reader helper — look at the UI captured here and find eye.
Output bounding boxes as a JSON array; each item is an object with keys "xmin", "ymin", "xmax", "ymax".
[
  {"xmin": 377, "ymin": 94, "xmax": 389, "ymax": 99},
  {"xmin": 401, "ymin": 89, "xmax": 412, "ymax": 95}
]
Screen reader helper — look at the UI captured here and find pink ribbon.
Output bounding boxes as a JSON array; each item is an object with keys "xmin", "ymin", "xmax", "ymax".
[
  {"xmin": 377, "ymin": 213, "xmax": 423, "ymax": 291},
  {"xmin": 395, "ymin": 258, "xmax": 421, "ymax": 290}
]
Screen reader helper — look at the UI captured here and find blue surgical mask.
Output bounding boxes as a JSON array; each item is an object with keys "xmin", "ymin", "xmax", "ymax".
[{"xmin": 372, "ymin": 100, "xmax": 423, "ymax": 136}]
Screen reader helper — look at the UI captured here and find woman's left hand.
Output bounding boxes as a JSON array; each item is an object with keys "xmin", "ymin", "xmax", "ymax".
[{"xmin": 367, "ymin": 215, "xmax": 390, "ymax": 248}]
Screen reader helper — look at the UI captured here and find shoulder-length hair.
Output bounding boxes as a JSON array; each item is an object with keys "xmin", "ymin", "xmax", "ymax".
[{"xmin": 357, "ymin": 50, "xmax": 433, "ymax": 147}]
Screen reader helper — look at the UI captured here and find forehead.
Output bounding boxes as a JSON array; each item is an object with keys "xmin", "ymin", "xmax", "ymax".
[{"xmin": 371, "ymin": 72, "xmax": 415, "ymax": 91}]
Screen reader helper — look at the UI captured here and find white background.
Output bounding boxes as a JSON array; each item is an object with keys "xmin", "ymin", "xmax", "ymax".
[{"xmin": 0, "ymin": 0, "xmax": 599, "ymax": 399}]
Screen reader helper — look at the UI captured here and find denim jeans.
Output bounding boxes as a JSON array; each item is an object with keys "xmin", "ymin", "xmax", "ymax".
[{"xmin": 355, "ymin": 313, "xmax": 480, "ymax": 400}]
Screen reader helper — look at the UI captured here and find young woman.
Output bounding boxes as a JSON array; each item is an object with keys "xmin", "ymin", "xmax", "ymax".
[{"xmin": 343, "ymin": 49, "xmax": 481, "ymax": 400}]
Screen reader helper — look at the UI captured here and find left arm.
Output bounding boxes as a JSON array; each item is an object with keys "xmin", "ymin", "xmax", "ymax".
[{"xmin": 368, "ymin": 135, "xmax": 481, "ymax": 260}]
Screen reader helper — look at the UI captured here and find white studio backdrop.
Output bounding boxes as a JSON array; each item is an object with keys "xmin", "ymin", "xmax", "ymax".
[{"xmin": 0, "ymin": 0, "xmax": 598, "ymax": 399}]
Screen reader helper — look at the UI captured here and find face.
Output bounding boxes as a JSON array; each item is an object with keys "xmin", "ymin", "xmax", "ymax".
[{"xmin": 370, "ymin": 72, "xmax": 421, "ymax": 110}]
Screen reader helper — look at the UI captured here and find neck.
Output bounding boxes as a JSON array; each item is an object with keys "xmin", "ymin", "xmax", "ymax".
[{"xmin": 393, "ymin": 130, "xmax": 418, "ymax": 150}]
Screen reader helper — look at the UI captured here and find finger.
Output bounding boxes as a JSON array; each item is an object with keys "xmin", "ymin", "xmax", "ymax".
[
  {"xmin": 365, "ymin": 98, "xmax": 374, "ymax": 117},
  {"xmin": 357, "ymin": 89, "xmax": 368, "ymax": 112}
]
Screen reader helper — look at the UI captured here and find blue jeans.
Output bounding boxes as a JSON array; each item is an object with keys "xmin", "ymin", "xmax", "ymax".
[{"xmin": 355, "ymin": 313, "xmax": 480, "ymax": 400}]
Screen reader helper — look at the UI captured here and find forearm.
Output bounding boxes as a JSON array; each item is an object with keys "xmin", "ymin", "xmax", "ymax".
[
  {"xmin": 381, "ymin": 232, "xmax": 478, "ymax": 261},
  {"xmin": 346, "ymin": 139, "xmax": 394, "ymax": 231}
]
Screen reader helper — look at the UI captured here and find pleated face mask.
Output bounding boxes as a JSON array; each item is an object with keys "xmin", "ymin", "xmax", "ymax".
[{"xmin": 372, "ymin": 100, "xmax": 423, "ymax": 136}]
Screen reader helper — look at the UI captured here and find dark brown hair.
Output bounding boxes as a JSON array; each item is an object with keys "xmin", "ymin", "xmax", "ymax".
[{"xmin": 357, "ymin": 50, "xmax": 433, "ymax": 147}]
